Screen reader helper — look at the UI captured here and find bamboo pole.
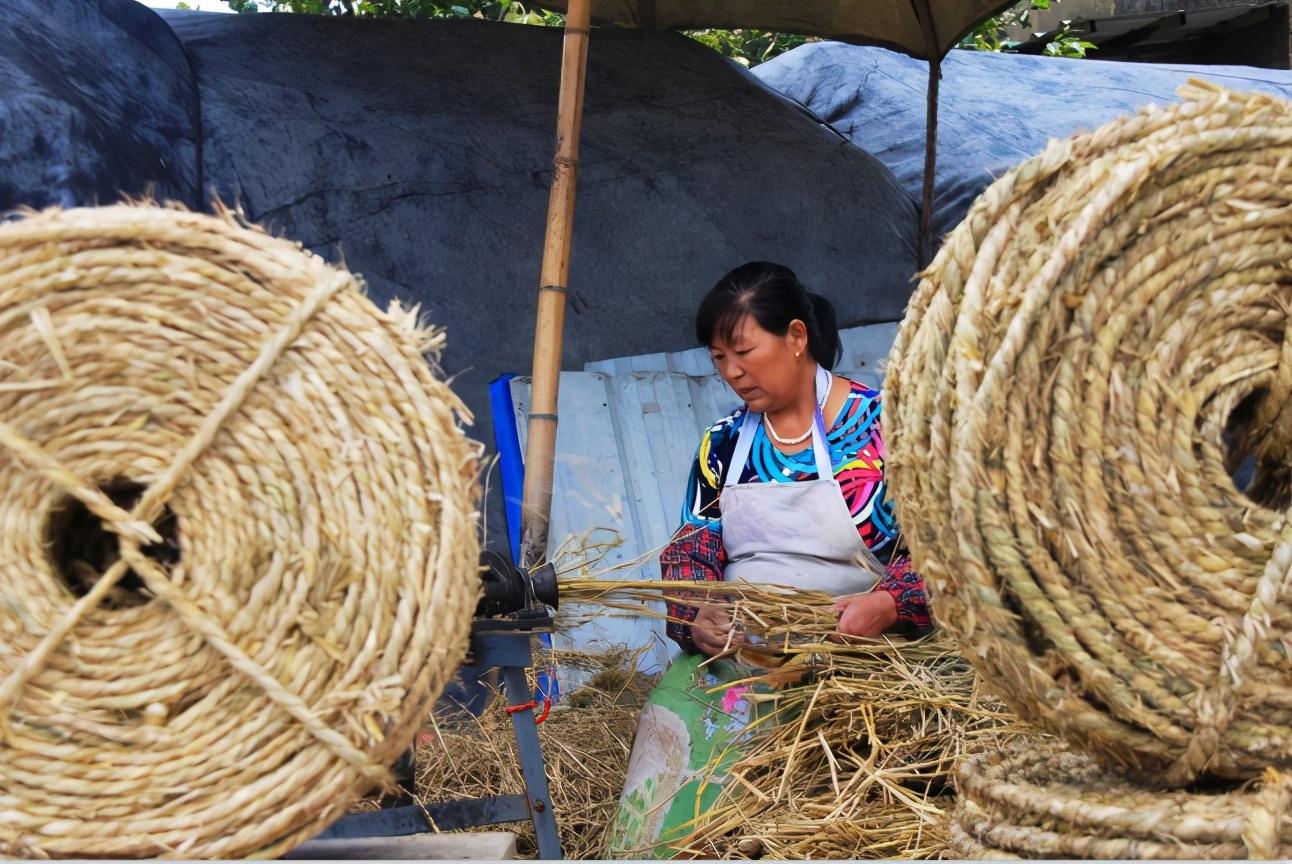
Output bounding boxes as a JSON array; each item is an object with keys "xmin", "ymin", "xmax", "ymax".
[{"xmin": 520, "ymin": 0, "xmax": 592, "ymax": 570}]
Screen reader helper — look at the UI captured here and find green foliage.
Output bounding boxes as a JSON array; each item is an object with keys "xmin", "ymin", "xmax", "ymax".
[
  {"xmin": 684, "ymin": 29, "xmax": 812, "ymax": 68},
  {"xmin": 221, "ymin": 0, "xmax": 560, "ymax": 23},
  {"xmin": 959, "ymin": 0, "xmax": 1095, "ymax": 58},
  {"xmin": 220, "ymin": 0, "xmax": 1094, "ymax": 64},
  {"xmin": 220, "ymin": 0, "xmax": 809, "ymax": 66},
  {"xmin": 1041, "ymin": 27, "xmax": 1096, "ymax": 58}
]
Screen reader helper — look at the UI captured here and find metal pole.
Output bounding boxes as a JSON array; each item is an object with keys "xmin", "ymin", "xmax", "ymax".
[
  {"xmin": 519, "ymin": 0, "xmax": 592, "ymax": 570},
  {"xmin": 502, "ymin": 665, "xmax": 562, "ymax": 859}
]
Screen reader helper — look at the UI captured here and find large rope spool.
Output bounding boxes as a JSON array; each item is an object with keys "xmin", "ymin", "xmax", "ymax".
[
  {"xmin": 886, "ymin": 83, "xmax": 1292, "ymax": 784},
  {"xmin": 0, "ymin": 204, "xmax": 481, "ymax": 857}
]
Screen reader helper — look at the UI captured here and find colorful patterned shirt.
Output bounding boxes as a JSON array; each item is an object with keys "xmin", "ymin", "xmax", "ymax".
[{"xmin": 662, "ymin": 379, "xmax": 932, "ymax": 652}]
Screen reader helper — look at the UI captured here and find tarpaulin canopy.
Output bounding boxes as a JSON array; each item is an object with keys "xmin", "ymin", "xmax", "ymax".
[
  {"xmin": 755, "ymin": 43, "xmax": 1292, "ymax": 239},
  {"xmin": 539, "ymin": 0, "xmax": 1018, "ymax": 58}
]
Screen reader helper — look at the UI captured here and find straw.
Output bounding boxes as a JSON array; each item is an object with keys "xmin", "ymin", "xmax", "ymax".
[
  {"xmin": 0, "ymin": 203, "xmax": 483, "ymax": 858},
  {"xmin": 951, "ymin": 735, "xmax": 1291, "ymax": 859},
  {"xmin": 411, "ymin": 649, "xmax": 651, "ymax": 859},
  {"xmin": 885, "ymin": 81, "xmax": 1292, "ymax": 784},
  {"xmin": 558, "ymin": 578, "xmax": 1019, "ymax": 859}
]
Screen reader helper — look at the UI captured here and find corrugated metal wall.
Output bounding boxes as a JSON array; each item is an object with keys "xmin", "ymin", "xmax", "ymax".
[{"xmin": 510, "ymin": 323, "xmax": 899, "ymax": 674}]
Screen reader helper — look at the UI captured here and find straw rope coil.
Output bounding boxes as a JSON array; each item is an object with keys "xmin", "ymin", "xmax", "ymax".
[
  {"xmin": 950, "ymin": 737, "xmax": 1291, "ymax": 859},
  {"xmin": 885, "ymin": 81, "xmax": 1292, "ymax": 784},
  {"xmin": 0, "ymin": 204, "xmax": 482, "ymax": 858}
]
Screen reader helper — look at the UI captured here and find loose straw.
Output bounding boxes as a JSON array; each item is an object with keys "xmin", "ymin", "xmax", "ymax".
[
  {"xmin": 0, "ymin": 204, "xmax": 482, "ymax": 858},
  {"xmin": 412, "ymin": 649, "xmax": 650, "ymax": 859},
  {"xmin": 559, "ymin": 577, "xmax": 1018, "ymax": 859},
  {"xmin": 886, "ymin": 81, "xmax": 1292, "ymax": 784}
]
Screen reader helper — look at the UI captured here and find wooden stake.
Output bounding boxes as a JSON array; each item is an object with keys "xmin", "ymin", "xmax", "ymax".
[
  {"xmin": 910, "ymin": 0, "xmax": 942, "ymax": 267},
  {"xmin": 919, "ymin": 54, "xmax": 940, "ymax": 267},
  {"xmin": 520, "ymin": 0, "xmax": 592, "ymax": 570}
]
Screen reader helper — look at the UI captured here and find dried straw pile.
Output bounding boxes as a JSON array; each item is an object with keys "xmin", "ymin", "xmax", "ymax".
[
  {"xmin": 560, "ymin": 579, "xmax": 1018, "ymax": 859},
  {"xmin": 674, "ymin": 637, "xmax": 1014, "ymax": 859},
  {"xmin": 0, "ymin": 204, "xmax": 482, "ymax": 858},
  {"xmin": 951, "ymin": 736, "xmax": 1291, "ymax": 859},
  {"xmin": 886, "ymin": 82, "xmax": 1292, "ymax": 785},
  {"xmin": 414, "ymin": 650, "xmax": 650, "ymax": 859}
]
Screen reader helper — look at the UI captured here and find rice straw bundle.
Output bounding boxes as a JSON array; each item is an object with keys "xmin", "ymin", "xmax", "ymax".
[
  {"xmin": 414, "ymin": 650, "xmax": 651, "ymax": 859},
  {"xmin": 559, "ymin": 578, "xmax": 1018, "ymax": 859},
  {"xmin": 950, "ymin": 736, "xmax": 1291, "ymax": 859},
  {"xmin": 885, "ymin": 81, "xmax": 1292, "ymax": 784},
  {"xmin": 673, "ymin": 637, "xmax": 1015, "ymax": 859},
  {"xmin": 0, "ymin": 204, "xmax": 482, "ymax": 858}
]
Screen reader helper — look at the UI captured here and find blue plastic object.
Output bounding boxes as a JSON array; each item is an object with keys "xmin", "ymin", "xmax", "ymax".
[
  {"xmin": 488, "ymin": 374, "xmax": 558, "ymax": 705},
  {"xmin": 489, "ymin": 374, "xmax": 526, "ymax": 566}
]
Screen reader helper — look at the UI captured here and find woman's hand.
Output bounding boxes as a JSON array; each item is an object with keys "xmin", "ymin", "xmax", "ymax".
[
  {"xmin": 690, "ymin": 603, "xmax": 739, "ymax": 656},
  {"xmin": 832, "ymin": 591, "xmax": 897, "ymax": 638}
]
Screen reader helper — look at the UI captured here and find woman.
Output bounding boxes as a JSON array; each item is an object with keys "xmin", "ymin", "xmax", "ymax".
[{"xmin": 608, "ymin": 262, "xmax": 931, "ymax": 858}]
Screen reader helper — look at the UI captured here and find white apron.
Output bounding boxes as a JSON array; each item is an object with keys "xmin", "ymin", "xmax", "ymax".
[{"xmin": 720, "ymin": 365, "xmax": 884, "ymax": 595}]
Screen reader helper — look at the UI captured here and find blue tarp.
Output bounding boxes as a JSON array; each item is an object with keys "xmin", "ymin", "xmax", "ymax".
[{"xmin": 754, "ymin": 44, "xmax": 1292, "ymax": 241}]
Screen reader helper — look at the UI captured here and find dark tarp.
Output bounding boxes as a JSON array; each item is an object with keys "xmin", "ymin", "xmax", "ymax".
[
  {"xmin": 0, "ymin": 0, "xmax": 199, "ymax": 210},
  {"xmin": 2, "ymin": 2, "xmax": 921, "ymax": 545},
  {"xmin": 158, "ymin": 12, "xmax": 919, "ymax": 446},
  {"xmin": 754, "ymin": 43, "xmax": 1292, "ymax": 241}
]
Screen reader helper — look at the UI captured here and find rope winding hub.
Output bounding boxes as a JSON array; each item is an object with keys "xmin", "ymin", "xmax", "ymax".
[
  {"xmin": 887, "ymin": 83, "xmax": 1292, "ymax": 784},
  {"xmin": 0, "ymin": 204, "xmax": 482, "ymax": 858}
]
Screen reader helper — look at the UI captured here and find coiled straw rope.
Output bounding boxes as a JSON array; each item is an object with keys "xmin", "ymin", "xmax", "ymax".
[
  {"xmin": 950, "ymin": 737, "xmax": 1290, "ymax": 859},
  {"xmin": 886, "ymin": 82, "xmax": 1292, "ymax": 785},
  {"xmin": 0, "ymin": 204, "xmax": 481, "ymax": 858}
]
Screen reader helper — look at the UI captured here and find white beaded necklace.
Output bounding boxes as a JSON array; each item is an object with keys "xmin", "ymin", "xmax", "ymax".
[
  {"xmin": 764, "ymin": 414, "xmax": 813, "ymax": 446},
  {"xmin": 764, "ymin": 368, "xmax": 831, "ymax": 446}
]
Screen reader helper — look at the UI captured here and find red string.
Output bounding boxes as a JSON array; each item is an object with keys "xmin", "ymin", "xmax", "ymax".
[
  {"xmin": 504, "ymin": 696, "xmax": 552, "ymax": 724},
  {"xmin": 504, "ymin": 699, "xmax": 537, "ymax": 715}
]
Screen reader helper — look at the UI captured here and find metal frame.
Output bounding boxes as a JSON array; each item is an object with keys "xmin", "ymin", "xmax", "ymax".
[{"xmin": 312, "ymin": 621, "xmax": 563, "ymax": 859}]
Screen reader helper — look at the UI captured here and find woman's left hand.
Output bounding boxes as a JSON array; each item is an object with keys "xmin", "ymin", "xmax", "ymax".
[{"xmin": 832, "ymin": 591, "xmax": 897, "ymax": 638}]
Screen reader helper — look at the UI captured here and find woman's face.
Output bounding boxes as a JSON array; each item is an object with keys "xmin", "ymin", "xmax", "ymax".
[{"xmin": 708, "ymin": 314, "xmax": 810, "ymax": 414}]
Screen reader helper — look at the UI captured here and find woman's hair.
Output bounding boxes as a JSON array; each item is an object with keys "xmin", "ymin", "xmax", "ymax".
[{"xmin": 695, "ymin": 261, "xmax": 842, "ymax": 370}]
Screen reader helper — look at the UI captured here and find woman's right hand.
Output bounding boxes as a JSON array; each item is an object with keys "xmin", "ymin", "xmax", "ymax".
[{"xmin": 690, "ymin": 603, "xmax": 737, "ymax": 656}]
